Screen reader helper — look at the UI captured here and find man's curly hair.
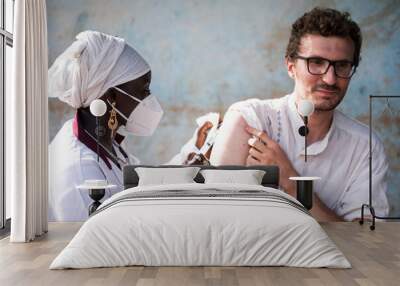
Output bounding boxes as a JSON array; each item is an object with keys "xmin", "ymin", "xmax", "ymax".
[{"xmin": 286, "ymin": 7, "xmax": 362, "ymax": 67}]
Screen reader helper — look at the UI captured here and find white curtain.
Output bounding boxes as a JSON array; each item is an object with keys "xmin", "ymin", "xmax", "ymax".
[{"xmin": 7, "ymin": 0, "xmax": 48, "ymax": 242}]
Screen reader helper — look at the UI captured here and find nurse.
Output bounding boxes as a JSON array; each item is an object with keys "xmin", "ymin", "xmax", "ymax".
[{"xmin": 48, "ymin": 31, "xmax": 163, "ymax": 221}]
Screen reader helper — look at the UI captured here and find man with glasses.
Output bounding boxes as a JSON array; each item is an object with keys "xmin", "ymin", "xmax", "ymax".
[{"xmin": 210, "ymin": 7, "xmax": 389, "ymax": 221}]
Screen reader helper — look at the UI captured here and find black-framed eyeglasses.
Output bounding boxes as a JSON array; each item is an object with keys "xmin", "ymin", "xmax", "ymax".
[{"xmin": 294, "ymin": 55, "xmax": 356, "ymax": 79}]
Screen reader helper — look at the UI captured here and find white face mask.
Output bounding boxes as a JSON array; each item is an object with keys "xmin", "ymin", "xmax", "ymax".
[{"xmin": 109, "ymin": 86, "xmax": 163, "ymax": 136}]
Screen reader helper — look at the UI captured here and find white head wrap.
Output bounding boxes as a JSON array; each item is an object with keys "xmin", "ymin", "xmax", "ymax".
[{"xmin": 48, "ymin": 30, "xmax": 150, "ymax": 108}]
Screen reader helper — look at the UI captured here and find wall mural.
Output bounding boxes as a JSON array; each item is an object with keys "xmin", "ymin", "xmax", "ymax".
[{"xmin": 47, "ymin": 0, "xmax": 400, "ymax": 220}]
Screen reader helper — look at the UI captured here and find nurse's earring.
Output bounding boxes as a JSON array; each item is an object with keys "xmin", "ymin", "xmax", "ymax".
[{"xmin": 108, "ymin": 102, "xmax": 118, "ymax": 138}]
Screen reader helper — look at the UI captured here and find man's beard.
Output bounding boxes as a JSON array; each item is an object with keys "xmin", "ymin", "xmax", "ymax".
[{"xmin": 311, "ymin": 83, "xmax": 345, "ymax": 112}]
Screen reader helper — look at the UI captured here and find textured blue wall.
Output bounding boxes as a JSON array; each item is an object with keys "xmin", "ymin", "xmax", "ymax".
[{"xmin": 47, "ymin": 0, "xmax": 400, "ymax": 215}]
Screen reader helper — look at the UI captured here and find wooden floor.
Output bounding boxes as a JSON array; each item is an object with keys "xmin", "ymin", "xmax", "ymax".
[{"xmin": 0, "ymin": 222, "xmax": 399, "ymax": 286}]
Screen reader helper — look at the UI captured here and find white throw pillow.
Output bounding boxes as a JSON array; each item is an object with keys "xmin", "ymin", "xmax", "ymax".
[
  {"xmin": 200, "ymin": 169, "xmax": 266, "ymax": 185},
  {"xmin": 135, "ymin": 167, "xmax": 201, "ymax": 186}
]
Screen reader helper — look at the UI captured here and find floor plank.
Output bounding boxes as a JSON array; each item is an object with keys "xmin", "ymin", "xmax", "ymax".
[{"xmin": 0, "ymin": 222, "xmax": 399, "ymax": 286}]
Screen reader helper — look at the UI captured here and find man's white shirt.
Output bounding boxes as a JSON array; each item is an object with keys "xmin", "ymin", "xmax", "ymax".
[{"xmin": 229, "ymin": 94, "xmax": 389, "ymax": 221}]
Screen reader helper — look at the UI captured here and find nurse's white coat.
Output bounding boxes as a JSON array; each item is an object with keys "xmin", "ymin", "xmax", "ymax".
[{"xmin": 48, "ymin": 119, "xmax": 138, "ymax": 221}]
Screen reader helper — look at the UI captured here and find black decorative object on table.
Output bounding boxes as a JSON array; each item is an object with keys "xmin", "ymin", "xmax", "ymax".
[
  {"xmin": 360, "ymin": 95, "xmax": 400, "ymax": 231},
  {"xmin": 296, "ymin": 180, "xmax": 313, "ymax": 210},
  {"xmin": 77, "ymin": 181, "xmax": 117, "ymax": 217},
  {"xmin": 88, "ymin": 188, "xmax": 106, "ymax": 215},
  {"xmin": 290, "ymin": 177, "xmax": 320, "ymax": 210}
]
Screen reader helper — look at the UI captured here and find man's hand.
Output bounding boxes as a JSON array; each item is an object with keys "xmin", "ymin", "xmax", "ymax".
[
  {"xmin": 245, "ymin": 125, "xmax": 342, "ymax": 221},
  {"xmin": 245, "ymin": 126, "xmax": 298, "ymax": 196}
]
